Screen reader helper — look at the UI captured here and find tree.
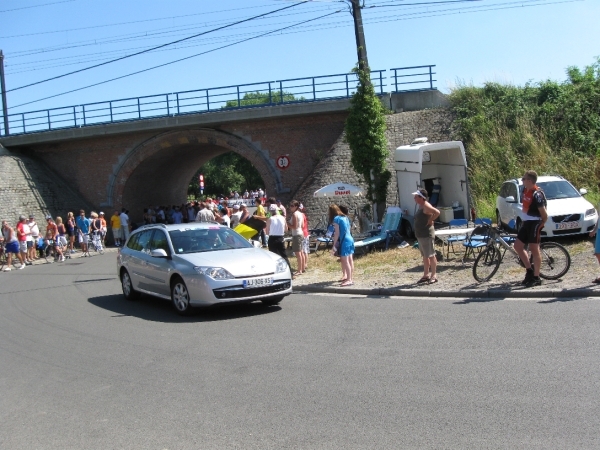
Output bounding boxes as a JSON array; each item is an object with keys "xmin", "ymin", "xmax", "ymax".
[
  {"xmin": 345, "ymin": 66, "xmax": 391, "ymax": 220},
  {"xmin": 188, "ymin": 152, "xmax": 264, "ymax": 198},
  {"xmin": 224, "ymin": 91, "xmax": 302, "ymax": 109}
]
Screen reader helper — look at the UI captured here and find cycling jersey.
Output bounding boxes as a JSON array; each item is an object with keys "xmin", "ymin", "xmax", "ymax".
[{"xmin": 521, "ymin": 186, "xmax": 547, "ymax": 220}]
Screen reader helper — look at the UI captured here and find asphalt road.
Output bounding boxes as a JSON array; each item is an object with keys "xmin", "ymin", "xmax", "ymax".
[{"xmin": 2, "ymin": 254, "xmax": 600, "ymax": 449}]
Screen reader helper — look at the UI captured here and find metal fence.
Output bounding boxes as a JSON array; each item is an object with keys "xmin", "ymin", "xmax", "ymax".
[{"xmin": 0, "ymin": 65, "xmax": 435, "ymax": 136}]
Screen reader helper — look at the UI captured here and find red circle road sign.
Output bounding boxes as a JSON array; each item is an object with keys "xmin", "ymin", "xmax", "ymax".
[{"xmin": 276, "ymin": 155, "xmax": 290, "ymax": 170}]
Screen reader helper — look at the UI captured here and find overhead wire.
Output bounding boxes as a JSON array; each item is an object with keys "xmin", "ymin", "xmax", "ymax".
[
  {"xmin": 5, "ymin": 1, "xmax": 312, "ymax": 93},
  {"xmin": 9, "ymin": 8, "xmax": 343, "ymax": 110},
  {"xmin": 0, "ymin": 0, "xmax": 75, "ymax": 13}
]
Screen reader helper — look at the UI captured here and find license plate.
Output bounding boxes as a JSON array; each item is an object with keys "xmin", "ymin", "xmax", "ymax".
[
  {"xmin": 555, "ymin": 221, "xmax": 579, "ymax": 230},
  {"xmin": 243, "ymin": 277, "xmax": 273, "ymax": 288}
]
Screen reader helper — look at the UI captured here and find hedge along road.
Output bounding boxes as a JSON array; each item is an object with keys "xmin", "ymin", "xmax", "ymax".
[{"xmin": 2, "ymin": 254, "xmax": 600, "ymax": 449}]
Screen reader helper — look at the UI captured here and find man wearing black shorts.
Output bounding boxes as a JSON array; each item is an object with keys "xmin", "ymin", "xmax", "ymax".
[{"xmin": 514, "ymin": 170, "xmax": 548, "ymax": 287}]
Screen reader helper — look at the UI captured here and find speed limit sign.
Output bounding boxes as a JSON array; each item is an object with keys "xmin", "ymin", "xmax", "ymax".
[{"xmin": 277, "ymin": 155, "xmax": 290, "ymax": 170}]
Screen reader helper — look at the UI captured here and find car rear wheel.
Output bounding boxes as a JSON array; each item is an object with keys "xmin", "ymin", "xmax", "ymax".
[
  {"xmin": 171, "ymin": 277, "xmax": 192, "ymax": 315},
  {"xmin": 121, "ymin": 270, "xmax": 141, "ymax": 300},
  {"xmin": 261, "ymin": 296, "xmax": 284, "ymax": 307}
]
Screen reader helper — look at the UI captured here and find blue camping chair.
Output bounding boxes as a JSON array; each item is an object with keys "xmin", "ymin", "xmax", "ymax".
[
  {"xmin": 429, "ymin": 184, "xmax": 441, "ymax": 207},
  {"xmin": 470, "ymin": 218, "xmax": 492, "ymax": 241},
  {"xmin": 354, "ymin": 207, "xmax": 403, "ymax": 252},
  {"xmin": 314, "ymin": 224, "xmax": 335, "ymax": 255},
  {"xmin": 462, "ymin": 223, "xmax": 489, "ymax": 260},
  {"xmin": 442, "ymin": 218, "xmax": 468, "ymax": 258}
]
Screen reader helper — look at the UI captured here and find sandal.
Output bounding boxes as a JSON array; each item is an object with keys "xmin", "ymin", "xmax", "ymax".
[
  {"xmin": 341, "ymin": 281, "xmax": 354, "ymax": 287},
  {"xmin": 293, "ymin": 272, "xmax": 303, "ymax": 277},
  {"xmin": 417, "ymin": 276, "xmax": 430, "ymax": 284},
  {"xmin": 428, "ymin": 277, "xmax": 438, "ymax": 284},
  {"xmin": 339, "ymin": 278, "xmax": 347, "ymax": 282},
  {"xmin": 593, "ymin": 277, "xmax": 600, "ymax": 284}
]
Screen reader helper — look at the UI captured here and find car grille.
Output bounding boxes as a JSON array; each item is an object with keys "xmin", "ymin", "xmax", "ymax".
[
  {"xmin": 551, "ymin": 214, "xmax": 581, "ymax": 223},
  {"xmin": 553, "ymin": 228, "xmax": 582, "ymax": 235},
  {"xmin": 213, "ymin": 281, "xmax": 291, "ymax": 299}
]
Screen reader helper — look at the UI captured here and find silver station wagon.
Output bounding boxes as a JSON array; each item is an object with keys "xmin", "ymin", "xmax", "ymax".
[{"xmin": 117, "ymin": 223, "xmax": 292, "ymax": 314}]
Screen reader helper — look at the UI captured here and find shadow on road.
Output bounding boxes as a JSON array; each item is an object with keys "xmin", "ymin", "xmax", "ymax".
[{"xmin": 88, "ymin": 294, "xmax": 282, "ymax": 323}]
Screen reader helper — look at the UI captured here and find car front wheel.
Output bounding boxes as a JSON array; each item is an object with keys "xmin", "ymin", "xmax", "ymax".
[{"xmin": 171, "ymin": 277, "xmax": 192, "ymax": 315}]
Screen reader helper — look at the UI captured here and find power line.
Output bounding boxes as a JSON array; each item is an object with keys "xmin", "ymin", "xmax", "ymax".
[
  {"xmin": 5, "ymin": 0, "xmax": 571, "ymax": 75},
  {"xmin": 0, "ymin": 0, "xmax": 75, "ymax": 13},
  {"xmin": 0, "ymin": 2, "xmax": 302, "ymax": 39},
  {"xmin": 5, "ymin": 1, "xmax": 311, "ymax": 94},
  {"xmin": 9, "ymin": 9, "xmax": 342, "ymax": 110}
]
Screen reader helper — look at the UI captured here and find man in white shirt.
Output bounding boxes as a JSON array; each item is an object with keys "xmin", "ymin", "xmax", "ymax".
[
  {"xmin": 119, "ymin": 209, "xmax": 130, "ymax": 241},
  {"xmin": 230, "ymin": 204, "xmax": 242, "ymax": 229},
  {"xmin": 266, "ymin": 204, "xmax": 290, "ymax": 268}
]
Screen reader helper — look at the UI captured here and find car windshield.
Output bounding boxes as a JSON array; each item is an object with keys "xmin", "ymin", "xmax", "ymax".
[
  {"xmin": 169, "ymin": 226, "xmax": 253, "ymax": 254},
  {"xmin": 519, "ymin": 180, "xmax": 580, "ymax": 200}
]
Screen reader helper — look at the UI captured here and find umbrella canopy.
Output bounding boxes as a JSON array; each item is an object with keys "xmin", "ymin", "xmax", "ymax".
[{"xmin": 313, "ymin": 182, "xmax": 364, "ymax": 197}]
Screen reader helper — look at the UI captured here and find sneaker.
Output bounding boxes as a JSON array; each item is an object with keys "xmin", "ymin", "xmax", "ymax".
[
  {"xmin": 60, "ymin": 255, "xmax": 65, "ymax": 262},
  {"xmin": 3, "ymin": 267, "xmax": 11, "ymax": 272},
  {"xmin": 25, "ymin": 261, "xmax": 32, "ymax": 266},
  {"xmin": 521, "ymin": 269, "xmax": 534, "ymax": 285},
  {"xmin": 526, "ymin": 276, "xmax": 542, "ymax": 288},
  {"xmin": 18, "ymin": 264, "xmax": 25, "ymax": 270},
  {"xmin": 70, "ymin": 250, "xmax": 75, "ymax": 254}
]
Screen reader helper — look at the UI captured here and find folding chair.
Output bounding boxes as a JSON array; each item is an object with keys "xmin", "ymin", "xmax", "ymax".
[
  {"xmin": 462, "ymin": 224, "xmax": 489, "ymax": 261},
  {"xmin": 314, "ymin": 224, "xmax": 335, "ymax": 255},
  {"xmin": 354, "ymin": 207, "xmax": 403, "ymax": 252},
  {"xmin": 443, "ymin": 219, "xmax": 468, "ymax": 258},
  {"xmin": 429, "ymin": 184, "xmax": 441, "ymax": 207},
  {"xmin": 470, "ymin": 218, "xmax": 492, "ymax": 241}
]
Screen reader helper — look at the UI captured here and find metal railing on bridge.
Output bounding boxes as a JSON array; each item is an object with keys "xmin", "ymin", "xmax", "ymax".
[{"xmin": 0, "ymin": 65, "xmax": 436, "ymax": 137}]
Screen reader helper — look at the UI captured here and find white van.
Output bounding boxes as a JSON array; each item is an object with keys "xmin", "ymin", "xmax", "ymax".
[{"xmin": 394, "ymin": 138, "xmax": 472, "ymax": 236}]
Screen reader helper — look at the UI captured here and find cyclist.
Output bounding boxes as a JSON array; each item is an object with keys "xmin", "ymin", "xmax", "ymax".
[{"xmin": 514, "ymin": 170, "xmax": 548, "ymax": 287}]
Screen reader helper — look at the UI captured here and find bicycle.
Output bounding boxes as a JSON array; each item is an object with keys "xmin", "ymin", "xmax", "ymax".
[{"xmin": 472, "ymin": 223, "xmax": 571, "ymax": 282}]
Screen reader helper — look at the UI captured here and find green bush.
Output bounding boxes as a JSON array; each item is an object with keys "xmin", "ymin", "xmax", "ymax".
[{"xmin": 450, "ymin": 57, "xmax": 600, "ymax": 218}]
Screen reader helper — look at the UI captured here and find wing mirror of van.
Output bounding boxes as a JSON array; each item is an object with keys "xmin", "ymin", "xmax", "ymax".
[
  {"xmin": 580, "ymin": 188, "xmax": 588, "ymax": 195},
  {"xmin": 505, "ymin": 196, "xmax": 516, "ymax": 203},
  {"xmin": 151, "ymin": 249, "xmax": 169, "ymax": 258}
]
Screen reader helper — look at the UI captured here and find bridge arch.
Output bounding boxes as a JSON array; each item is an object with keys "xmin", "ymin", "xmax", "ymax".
[{"xmin": 108, "ymin": 128, "xmax": 282, "ymax": 221}]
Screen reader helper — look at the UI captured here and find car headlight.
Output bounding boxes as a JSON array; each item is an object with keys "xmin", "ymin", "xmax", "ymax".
[
  {"xmin": 275, "ymin": 258, "xmax": 288, "ymax": 274},
  {"xmin": 194, "ymin": 266, "xmax": 234, "ymax": 280},
  {"xmin": 585, "ymin": 208, "xmax": 597, "ymax": 218}
]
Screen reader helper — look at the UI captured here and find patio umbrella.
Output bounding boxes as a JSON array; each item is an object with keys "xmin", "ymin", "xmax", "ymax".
[{"xmin": 313, "ymin": 182, "xmax": 364, "ymax": 197}]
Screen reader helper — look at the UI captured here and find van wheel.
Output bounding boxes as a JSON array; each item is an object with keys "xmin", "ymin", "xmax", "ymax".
[
  {"xmin": 401, "ymin": 219, "xmax": 415, "ymax": 239},
  {"xmin": 171, "ymin": 277, "xmax": 192, "ymax": 316}
]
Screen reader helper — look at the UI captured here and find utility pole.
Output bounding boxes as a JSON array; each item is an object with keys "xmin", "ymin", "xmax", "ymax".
[
  {"xmin": 350, "ymin": 0, "xmax": 369, "ymax": 70},
  {"xmin": 0, "ymin": 50, "xmax": 9, "ymax": 135}
]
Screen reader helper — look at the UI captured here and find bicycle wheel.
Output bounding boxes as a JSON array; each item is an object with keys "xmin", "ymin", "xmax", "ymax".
[
  {"xmin": 537, "ymin": 241, "xmax": 571, "ymax": 280},
  {"xmin": 473, "ymin": 246, "xmax": 502, "ymax": 282}
]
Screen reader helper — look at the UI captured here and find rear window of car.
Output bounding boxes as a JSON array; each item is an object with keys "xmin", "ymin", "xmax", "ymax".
[{"xmin": 168, "ymin": 226, "xmax": 252, "ymax": 254}]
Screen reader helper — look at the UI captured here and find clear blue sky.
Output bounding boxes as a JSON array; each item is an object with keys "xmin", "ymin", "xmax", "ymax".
[{"xmin": 1, "ymin": 0, "xmax": 598, "ymax": 114}]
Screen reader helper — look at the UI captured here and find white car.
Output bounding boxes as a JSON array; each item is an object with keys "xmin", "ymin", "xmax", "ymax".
[{"xmin": 496, "ymin": 175, "xmax": 597, "ymax": 237}]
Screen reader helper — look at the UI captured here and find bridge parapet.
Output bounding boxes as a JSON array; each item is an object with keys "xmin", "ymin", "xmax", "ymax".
[{"xmin": 1, "ymin": 65, "xmax": 436, "ymax": 137}]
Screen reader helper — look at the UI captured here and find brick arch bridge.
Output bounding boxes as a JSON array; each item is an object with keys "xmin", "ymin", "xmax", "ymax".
[
  {"xmin": 109, "ymin": 128, "xmax": 283, "ymax": 218},
  {"xmin": 0, "ymin": 91, "xmax": 448, "ymax": 223}
]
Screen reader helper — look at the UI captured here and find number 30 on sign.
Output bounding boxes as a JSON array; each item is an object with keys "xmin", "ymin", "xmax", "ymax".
[{"xmin": 277, "ymin": 156, "xmax": 290, "ymax": 169}]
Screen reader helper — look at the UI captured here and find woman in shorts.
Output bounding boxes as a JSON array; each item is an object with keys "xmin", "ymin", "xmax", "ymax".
[
  {"xmin": 2, "ymin": 220, "xmax": 26, "ymax": 270},
  {"xmin": 66, "ymin": 212, "xmax": 76, "ymax": 253},
  {"xmin": 412, "ymin": 188, "xmax": 440, "ymax": 284},
  {"xmin": 289, "ymin": 200, "xmax": 306, "ymax": 277}
]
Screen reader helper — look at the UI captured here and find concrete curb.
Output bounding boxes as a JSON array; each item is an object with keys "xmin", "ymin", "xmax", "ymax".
[{"xmin": 295, "ymin": 284, "xmax": 600, "ymax": 299}]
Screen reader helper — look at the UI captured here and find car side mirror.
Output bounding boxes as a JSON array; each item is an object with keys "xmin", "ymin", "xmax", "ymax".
[
  {"xmin": 505, "ymin": 196, "xmax": 516, "ymax": 203},
  {"xmin": 580, "ymin": 188, "xmax": 588, "ymax": 195},
  {"xmin": 151, "ymin": 249, "xmax": 168, "ymax": 258}
]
